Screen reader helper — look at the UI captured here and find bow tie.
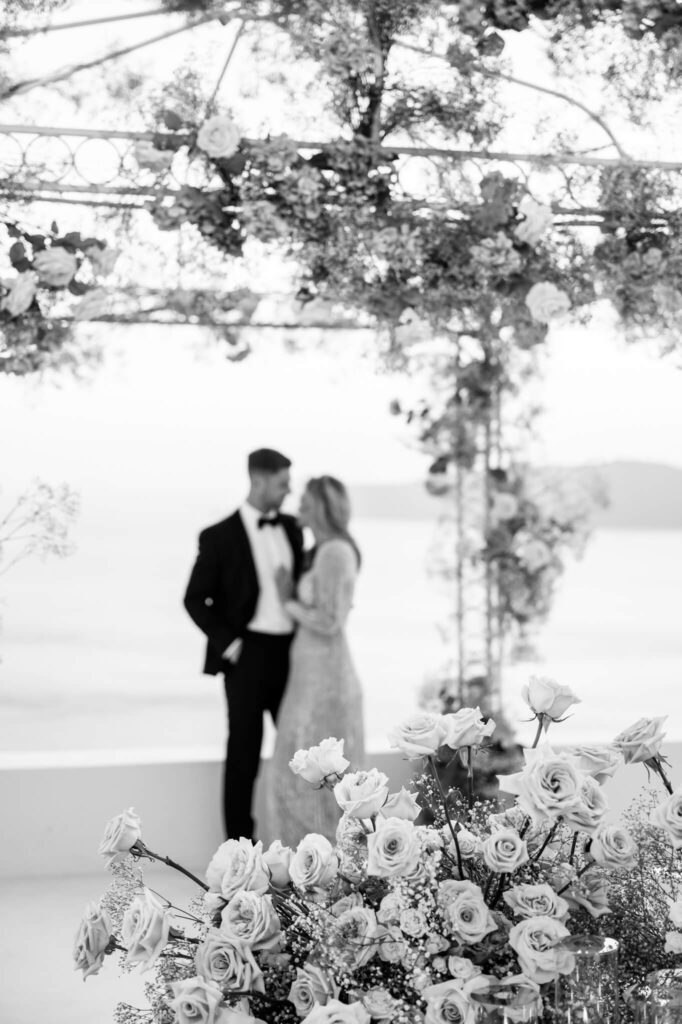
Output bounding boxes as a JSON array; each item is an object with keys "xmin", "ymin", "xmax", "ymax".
[{"xmin": 258, "ymin": 513, "xmax": 282, "ymax": 529}]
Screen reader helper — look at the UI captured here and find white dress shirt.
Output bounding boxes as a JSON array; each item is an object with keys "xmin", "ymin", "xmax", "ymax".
[{"xmin": 239, "ymin": 501, "xmax": 294, "ymax": 634}]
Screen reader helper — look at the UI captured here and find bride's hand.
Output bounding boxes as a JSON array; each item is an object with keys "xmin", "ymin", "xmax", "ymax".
[{"xmin": 275, "ymin": 566, "xmax": 294, "ymax": 603}]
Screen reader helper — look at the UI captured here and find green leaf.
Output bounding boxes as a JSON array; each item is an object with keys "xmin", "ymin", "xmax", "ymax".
[
  {"xmin": 50, "ymin": 221, "xmax": 59, "ymax": 234},
  {"xmin": 62, "ymin": 231, "xmax": 82, "ymax": 247},
  {"xmin": 7, "ymin": 223, "xmax": 20, "ymax": 239},
  {"xmin": 13, "ymin": 258, "xmax": 33, "ymax": 273},
  {"xmin": 68, "ymin": 279, "xmax": 87, "ymax": 296},
  {"xmin": 9, "ymin": 241, "xmax": 26, "ymax": 265},
  {"xmin": 219, "ymin": 153, "xmax": 247, "ymax": 176},
  {"xmin": 26, "ymin": 233, "xmax": 46, "ymax": 251},
  {"xmin": 162, "ymin": 109, "xmax": 183, "ymax": 131}
]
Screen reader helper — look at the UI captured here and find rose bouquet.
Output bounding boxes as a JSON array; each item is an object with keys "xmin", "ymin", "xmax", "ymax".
[{"xmin": 76, "ymin": 678, "xmax": 682, "ymax": 1024}]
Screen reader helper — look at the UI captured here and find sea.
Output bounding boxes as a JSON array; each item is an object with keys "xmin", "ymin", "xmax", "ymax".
[{"xmin": 1, "ymin": 512, "xmax": 681, "ymax": 757}]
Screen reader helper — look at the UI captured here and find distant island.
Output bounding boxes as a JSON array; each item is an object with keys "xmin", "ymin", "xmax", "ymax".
[{"xmin": 351, "ymin": 461, "xmax": 682, "ymax": 530}]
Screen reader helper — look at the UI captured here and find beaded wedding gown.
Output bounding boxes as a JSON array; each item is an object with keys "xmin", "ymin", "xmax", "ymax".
[{"xmin": 263, "ymin": 538, "xmax": 364, "ymax": 846}]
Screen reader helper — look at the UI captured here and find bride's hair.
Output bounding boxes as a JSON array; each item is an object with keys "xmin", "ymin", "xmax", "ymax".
[{"xmin": 306, "ymin": 475, "xmax": 361, "ymax": 568}]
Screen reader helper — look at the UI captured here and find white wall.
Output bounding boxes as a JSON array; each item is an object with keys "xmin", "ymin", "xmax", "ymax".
[{"xmin": 1, "ymin": 746, "xmax": 678, "ymax": 879}]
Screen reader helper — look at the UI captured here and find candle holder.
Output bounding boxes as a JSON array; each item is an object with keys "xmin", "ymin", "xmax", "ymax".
[
  {"xmin": 646, "ymin": 969, "xmax": 682, "ymax": 1024},
  {"xmin": 469, "ymin": 980, "xmax": 542, "ymax": 1024},
  {"xmin": 554, "ymin": 935, "xmax": 620, "ymax": 1024}
]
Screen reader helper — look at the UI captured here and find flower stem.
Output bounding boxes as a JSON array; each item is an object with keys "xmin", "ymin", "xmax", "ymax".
[
  {"xmin": 466, "ymin": 747, "xmax": 474, "ymax": 809},
  {"xmin": 557, "ymin": 862, "xmax": 591, "ymax": 896},
  {"xmin": 568, "ymin": 832, "xmax": 579, "ymax": 866},
  {"xmin": 133, "ymin": 842, "xmax": 209, "ymax": 891},
  {"xmin": 649, "ymin": 756, "xmax": 674, "ymax": 795},
  {"xmin": 427, "ymin": 756, "xmax": 465, "ymax": 878},
  {"xmin": 531, "ymin": 716, "xmax": 545, "ymax": 749},
  {"xmin": 532, "ymin": 822, "xmax": 559, "ymax": 862}
]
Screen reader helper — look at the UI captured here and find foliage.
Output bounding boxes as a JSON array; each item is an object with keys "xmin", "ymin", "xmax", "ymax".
[
  {"xmin": 76, "ymin": 688, "xmax": 682, "ymax": 1023},
  {"xmin": 0, "ymin": 220, "xmax": 117, "ymax": 375},
  {"xmin": 0, "ymin": 480, "xmax": 80, "ymax": 606}
]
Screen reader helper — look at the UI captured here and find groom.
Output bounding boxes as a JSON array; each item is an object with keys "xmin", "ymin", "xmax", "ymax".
[{"xmin": 183, "ymin": 448, "xmax": 304, "ymax": 840}]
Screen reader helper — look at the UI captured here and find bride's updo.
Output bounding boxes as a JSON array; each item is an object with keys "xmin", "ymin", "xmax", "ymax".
[{"xmin": 306, "ymin": 475, "xmax": 361, "ymax": 567}]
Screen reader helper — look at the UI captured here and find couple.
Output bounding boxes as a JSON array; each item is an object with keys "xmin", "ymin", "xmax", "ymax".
[{"xmin": 183, "ymin": 448, "xmax": 364, "ymax": 846}]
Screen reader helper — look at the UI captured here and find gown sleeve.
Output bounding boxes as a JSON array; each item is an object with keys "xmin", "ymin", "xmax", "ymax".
[{"xmin": 284, "ymin": 540, "xmax": 356, "ymax": 636}]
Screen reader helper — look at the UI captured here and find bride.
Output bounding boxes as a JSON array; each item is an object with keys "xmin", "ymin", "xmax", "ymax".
[{"xmin": 264, "ymin": 475, "xmax": 364, "ymax": 846}]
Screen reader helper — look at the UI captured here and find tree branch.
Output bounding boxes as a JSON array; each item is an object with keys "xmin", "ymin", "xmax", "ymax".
[
  {"xmin": 0, "ymin": 12, "xmax": 230, "ymax": 100},
  {"xmin": 392, "ymin": 38, "xmax": 630, "ymax": 160}
]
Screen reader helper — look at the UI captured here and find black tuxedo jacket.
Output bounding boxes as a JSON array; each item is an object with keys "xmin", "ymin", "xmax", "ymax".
[{"xmin": 183, "ymin": 510, "xmax": 305, "ymax": 675}]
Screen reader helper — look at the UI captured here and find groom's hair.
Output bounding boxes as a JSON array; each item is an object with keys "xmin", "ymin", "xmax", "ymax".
[{"xmin": 248, "ymin": 448, "xmax": 291, "ymax": 475}]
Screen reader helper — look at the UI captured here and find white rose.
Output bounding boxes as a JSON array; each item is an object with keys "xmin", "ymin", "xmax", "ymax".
[
  {"xmin": 334, "ymin": 768, "xmax": 389, "ymax": 819},
  {"xmin": 589, "ymin": 824, "xmax": 637, "ymax": 871},
  {"xmin": 498, "ymin": 748, "xmax": 587, "ymax": 826},
  {"xmin": 288, "ymin": 963, "xmax": 339, "ymax": 1017},
  {"xmin": 503, "ymin": 884, "xmax": 569, "ymax": 921},
  {"xmin": 651, "ymin": 787, "xmax": 682, "ymax": 848},
  {"xmin": 219, "ymin": 891, "xmax": 282, "ymax": 951},
  {"xmin": 481, "ymin": 827, "xmax": 529, "ymax": 873},
  {"xmin": 515, "ymin": 537, "xmax": 552, "ymax": 573},
  {"xmin": 509, "ymin": 916, "xmax": 573, "ymax": 984},
  {"xmin": 84, "ymin": 244, "xmax": 118, "ymax": 276},
  {"xmin": 263, "ymin": 839, "xmax": 293, "ymax": 888},
  {"xmin": 134, "ymin": 139, "xmax": 174, "ymax": 171},
  {"xmin": 33, "ymin": 246, "xmax": 78, "ymax": 287},
  {"xmin": 438, "ymin": 880, "xmax": 497, "ymax": 945},
  {"xmin": 290, "ymin": 737, "xmax": 349, "ymax": 786},
  {"xmin": 665, "ymin": 932, "xmax": 682, "ymax": 954},
  {"xmin": 442, "ymin": 706, "xmax": 495, "ymax": 749},
  {"xmin": 442, "ymin": 825, "xmax": 479, "ymax": 861},
  {"xmin": 572, "ymin": 744, "xmax": 624, "ymax": 785},
  {"xmin": 1, "ymin": 271, "xmax": 37, "ymax": 317},
  {"xmin": 514, "ymin": 196, "xmax": 553, "ymax": 246},
  {"xmin": 670, "ymin": 900, "xmax": 682, "ymax": 928},
  {"xmin": 447, "ymin": 956, "xmax": 482, "ymax": 983},
  {"xmin": 375, "ymin": 924, "xmax": 407, "ymax": 963},
  {"xmin": 206, "ymin": 838, "xmax": 270, "ymax": 900},
  {"xmin": 361, "ymin": 988, "xmax": 399, "ymax": 1022},
  {"xmin": 331, "ymin": 893, "xmax": 363, "ymax": 917},
  {"xmin": 213, "ymin": 838, "xmax": 270, "ymax": 896},
  {"xmin": 98, "ymin": 807, "xmax": 142, "ymax": 867},
  {"xmin": 121, "ymin": 890, "xmax": 170, "ymax": 970},
  {"xmin": 563, "ymin": 776, "xmax": 609, "ymax": 835},
  {"xmin": 399, "ymin": 907, "xmax": 429, "ymax": 937},
  {"xmin": 376, "ymin": 891, "xmax": 403, "ymax": 925},
  {"xmin": 521, "ymin": 677, "xmax": 580, "ymax": 721},
  {"xmin": 331, "ymin": 906, "xmax": 379, "ymax": 968},
  {"xmin": 170, "ymin": 976, "xmax": 227, "ymax": 1024},
  {"xmin": 196, "ymin": 115, "xmax": 241, "ymax": 160},
  {"xmin": 491, "ymin": 491, "xmax": 519, "ymax": 522},
  {"xmin": 614, "ymin": 717, "xmax": 667, "ymax": 763},
  {"xmin": 301, "ymin": 1000, "xmax": 370, "ymax": 1024},
  {"xmin": 72, "ymin": 287, "xmax": 110, "ymax": 321},
  {"xmin": 195, "ymin": 928, "xmax": 264, "ymax": 993},
  {"xmin": 422, "ymin": 980, "xmax": 471, "ymax": 1024},
  {"xmin": 289, "ymin": 834, "xmax": 338, "ymax": 890},
  {"xmin": 379, "ymin": 787, "xmax": 421, "ymax": 821},
  {"xmin": 367, "ymin": 817, "xmax": 422, "ymax": 877},
  {"xmin": 388, "ymin": 711, "xmax": 447, "ymax": 759},
  {"xmin": 73, "ymin": 901, "xmax": 112, "ymax": 979},
  {"xmin": 525, "ymin": 281, "xmax": 570, "ymax": 324}
]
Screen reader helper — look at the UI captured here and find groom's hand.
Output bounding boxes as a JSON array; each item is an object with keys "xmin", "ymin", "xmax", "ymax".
[{"xmin": 223, "ymin": 638, "xmax": 243, "ymax": 665}]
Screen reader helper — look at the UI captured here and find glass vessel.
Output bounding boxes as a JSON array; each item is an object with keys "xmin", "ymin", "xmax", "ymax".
[
  {"xmin": 647, "ymin": 969, "xmax": 682, "ymax": 1024},
  {"xmin": 470, "ymin": 980, "xmax": 542, "ymax": 1024},
  {"xmin": 554, "ymin": 935, "xmax": 620, "ymax": 1024}
]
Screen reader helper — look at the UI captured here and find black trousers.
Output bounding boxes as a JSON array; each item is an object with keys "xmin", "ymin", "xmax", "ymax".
[{"xmin": 222, "ymin": 630, "xmax": 293, "ymax": 840}]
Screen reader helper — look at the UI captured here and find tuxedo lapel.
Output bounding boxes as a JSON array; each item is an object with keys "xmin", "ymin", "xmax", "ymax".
[{"xmin": 229, "ymin": 511, "xmax": 258, "ymax": 590}]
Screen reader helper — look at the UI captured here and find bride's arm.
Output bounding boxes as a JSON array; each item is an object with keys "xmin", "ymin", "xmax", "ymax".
[{"xmin": 284, "ymin": 541, "xmax": 356, "ymax": 636}]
